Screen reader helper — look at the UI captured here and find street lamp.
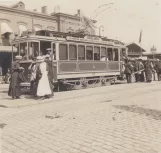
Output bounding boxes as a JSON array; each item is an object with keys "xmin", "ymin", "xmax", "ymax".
[{"xmin": 99, "ymin": 25, "xmax": 104, "ymax": 36}]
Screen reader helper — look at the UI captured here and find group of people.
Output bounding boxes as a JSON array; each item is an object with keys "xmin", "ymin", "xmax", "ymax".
[
  {"xmin": 8, "ymin": 51, "xmax": 55, "ymax": 100},
  {"xmin": 123, "ymin": 58, "xmax": 161, "ymax": 83}
]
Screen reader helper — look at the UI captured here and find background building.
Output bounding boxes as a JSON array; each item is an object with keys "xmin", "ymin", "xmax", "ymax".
[
  {"xmin": 126, "ymin": 43, "xmax": 146, "ymax": 58},
  {"xmin": 0, "ymin": 1, "xmax": 96, "ymax": 75}
]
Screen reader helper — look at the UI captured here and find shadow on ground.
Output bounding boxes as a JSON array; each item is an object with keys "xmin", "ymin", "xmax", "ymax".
[{"xmin": 114, "ymin": 105, "xmax": 161, "ymax": 120}]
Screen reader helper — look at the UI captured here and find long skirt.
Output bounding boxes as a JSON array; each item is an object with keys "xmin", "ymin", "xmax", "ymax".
[
  {"xmin": 8, "ymin": 72, "xmax": 21, "ymax": 98},
  {"xmin": 145, "ymin": 70, "xmax": 152, "ymax": 82},
  {"xmin": 36, "ymin": 72, "xmax": 52, "ymax": 97}
]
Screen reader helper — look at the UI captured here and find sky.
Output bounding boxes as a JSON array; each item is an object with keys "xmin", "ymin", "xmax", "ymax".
[{"xmin": 1, "ymin": 0, "xmax": 161, "ymax": 52}]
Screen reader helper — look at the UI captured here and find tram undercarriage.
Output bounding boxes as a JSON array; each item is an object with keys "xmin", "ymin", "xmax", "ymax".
[
  {"xmin": 20, "ymin": 75, "xmax": 119, "ymax": 92},
  {"xmin": 54, "ymin": 75, "xmax": 117, "ymax": 91}
]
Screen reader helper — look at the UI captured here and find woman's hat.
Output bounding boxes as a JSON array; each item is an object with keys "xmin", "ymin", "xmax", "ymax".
[
  {"xmin": 45, "ymin": 54, "xmax": 50, "ymax": 58},
  {"xmin": 36, "ymin": 56, "xmax": 44, "ymax": 62},
  {"xmin": 15, "ymin": 55, "xmax": 22, "ymax": 60}
]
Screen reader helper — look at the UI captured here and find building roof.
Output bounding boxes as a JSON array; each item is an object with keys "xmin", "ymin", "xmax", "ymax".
[
  {"xmin": 11, "ymin": 1, "xmax": 24, "ymax": 8},
  {"xmin": 0, "ymin": 1, "xmax": 85, "ymax": 21},
  {"xmin": 126, "ymin": 42, "xmax": 146, "ymax": 52},
  {"xmin": 52, "ymin": 12, "xmax": 97, "ymax": 22},
  {"xmin": 0, "ymin": 4, "xmax": 57, "ymax": 20}
]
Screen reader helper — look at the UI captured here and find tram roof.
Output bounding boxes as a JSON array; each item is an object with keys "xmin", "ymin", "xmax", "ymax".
[{"xmin": 12, "ymin": 30, "xmax": 126, "ymax": 47}]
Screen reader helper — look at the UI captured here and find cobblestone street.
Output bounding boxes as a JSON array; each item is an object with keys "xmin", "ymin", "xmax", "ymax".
[{"xmin": 0, "ymin": 82, "xmax": 161, "ymax": 153}]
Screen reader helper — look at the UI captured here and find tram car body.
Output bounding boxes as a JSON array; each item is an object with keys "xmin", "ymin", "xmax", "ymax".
[{"xmin": 11, "ymin": 30, "xmax": 128, "ymax": 90}]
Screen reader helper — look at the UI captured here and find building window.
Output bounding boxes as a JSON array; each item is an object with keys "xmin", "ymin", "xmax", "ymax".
[
  {"xmin": 66, "ymin": 27, "xmax": 74, "ymax": 32},
  {"xmin": 47, "ymin": 26, "xmax": 55, "ymax": 31},
  {"xmin": 34, "ymin": 26, "xmax": 41, "ymax": 32},
  {"xmin": 78, "ymin": 45, "xmax": 85, "ymax": 60},
  {"xmin": 86, "ymin": 46, "xmax": 93, "ymax": 60},
  {"xmin": 18, "ymin": 24, "xmax": 27, "ymax": 36},
  {"xmin": 69, "ymin": 44, "xmax": 77, "ymax": 60},
  {"xmin": 94, "ymin": 46, "xmax": 100, "ymax": 60},
  {"xmin": 59, "ymin": 44, "xmax": 68, "ymax": 60}
]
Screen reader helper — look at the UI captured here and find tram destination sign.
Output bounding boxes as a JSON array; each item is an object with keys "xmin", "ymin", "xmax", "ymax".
[{"xmin": 66, "ymin": 36, "xmax": 114, "ymax": 45}]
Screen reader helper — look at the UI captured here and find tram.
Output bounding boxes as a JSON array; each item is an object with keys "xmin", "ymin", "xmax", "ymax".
[{"xmin": 11, "ymin": 30, "xmax": 128, "ymax": 90}]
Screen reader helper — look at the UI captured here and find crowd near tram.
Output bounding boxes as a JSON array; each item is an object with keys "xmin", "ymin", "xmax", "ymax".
[
  {"xmin": 123, "ymin": 58, "xmax": 161, "ymax": 83},
  {"xmin": 6, "ymin": 30, "xmax": 161, "ymax": 100}
]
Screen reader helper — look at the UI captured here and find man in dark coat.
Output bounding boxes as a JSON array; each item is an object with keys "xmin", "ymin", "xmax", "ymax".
[
  {"xmin": 124, "ymin": 59, "xmax": 134, "ymax": 83},
  {"xmin": 154, "ymin": 59, "xmax": 161, "ymax": 81},
  {"xmin": 144, "ymin": 60, "xmax": 154, "ymax": 82},
  {"xmin": 138, "ymin": 59, "xmax": 145, "ymax": 82},
  {"xmin": 8, "ymin": 56, "xmax": 25, "ymax": 99},
  {"xmin": 134, "ymin": 59, "xmax": 139, "ymax": 82}
]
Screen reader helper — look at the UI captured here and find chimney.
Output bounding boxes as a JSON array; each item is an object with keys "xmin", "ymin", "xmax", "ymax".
[
  {"xmin": 41, "ymin": 6, "xmax": 47, "ymax": 14},
  {"xmin": 77, "ymin": 9, "xmax": 80, "ymax": 17}
]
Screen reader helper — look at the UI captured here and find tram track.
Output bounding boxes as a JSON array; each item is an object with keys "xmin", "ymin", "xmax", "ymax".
[
  {"xmin": 0, "ymin": 82, "xmax": 160, "ymax": 110},
  {"xmin": 9, "ymin": 82, "xmax": 160, "ymax": 109}
]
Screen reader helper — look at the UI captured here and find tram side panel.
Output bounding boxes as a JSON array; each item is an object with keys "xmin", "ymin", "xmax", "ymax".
[{"xmin": 55, "ymin": 60, "xmax": 121, "ymax": 89}]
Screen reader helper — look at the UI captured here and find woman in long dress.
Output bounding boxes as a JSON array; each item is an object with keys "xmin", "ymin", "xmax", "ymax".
[
  {"xmin": 36, "ymin": 56, "xmax": 52, "ymax": 99},
  {"xmin": 144, "ymin": 60, "xmax": 154, "ymax": 82},
  {"xmin": 8, "ymin": 56, "xmax": 25, "ymax": 99}
]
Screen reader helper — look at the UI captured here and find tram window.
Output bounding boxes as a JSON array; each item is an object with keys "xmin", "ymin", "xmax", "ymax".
[
  {"xmin": 86, "ymin": 46, "xmax": 93, "ymax": 60},
  {"xmin": 113, "ymin": 48, "xmax": 119, "ymax": 61},
  {"xmin": 13, "ymin": 44, "xmax": 19, "ymax": 56},
  {"xmin": 107, "ymin": 48, "xmax": 113, "ymax": 61},
  {"xmin": 40, "ymin": 41, "xmax": 51, "ymax": 56},
  {"xmin": 100, "ymin": 47, "xmax": 107, "ymax": 61},
  {"xmin": 94, "ymin": 47, "xmax": 100, "ymax": 60},
  {"xmin": 78, "ymin": 45, "xmax": 85, "ymax": 60},
  {"xmin": 28, "ymin": 42, "xmax": 39, "ymax": 60},
  {"xmin": 20, "ymin": 42, "xmax": 27, "ymax": 60},
  {"xmin": 69, "ymin": 44, "xmax": 77, "ymax": 60},
  {"xmin": 59, "ymin": 44, "xmax": 68, "ymax": 60}
]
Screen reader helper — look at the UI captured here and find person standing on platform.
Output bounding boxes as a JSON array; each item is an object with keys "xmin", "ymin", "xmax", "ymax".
[{"xmin": 8, "ymin": 56, "xmax": 25, "ymax": 99}]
